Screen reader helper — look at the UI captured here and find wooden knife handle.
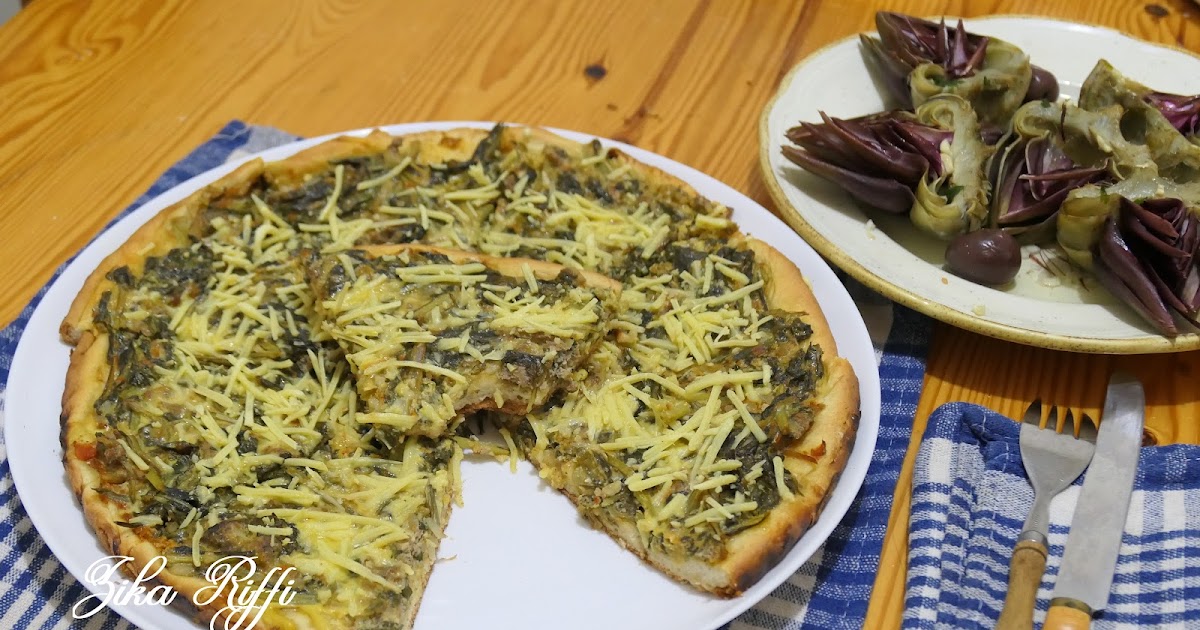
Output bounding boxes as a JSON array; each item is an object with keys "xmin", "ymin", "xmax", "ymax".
[
  {"xmin": 1043, "ymin": 600, "xmax": 1093, "ymax": 630},
  {"xmin": 995, "ymin": 539, "xmax": 1048, "ymax": 630}
]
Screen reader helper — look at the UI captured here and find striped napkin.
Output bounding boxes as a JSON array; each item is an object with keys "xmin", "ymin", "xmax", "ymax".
[
  {"xmin": 905, "ymin": 402, "xmax": 1200, "ymax": 629},
  {"xmin": 0, "ymin": 121, "xmax": 933, "ymax": 629}
]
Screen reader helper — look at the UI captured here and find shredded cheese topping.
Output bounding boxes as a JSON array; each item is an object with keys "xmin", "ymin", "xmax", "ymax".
[
  {"xmin": 82, "ymin": 126, "xmax": 824, "ymax": 623},
  {"xmin": 310, "ymin": 247, "xmax": 617, "ymax": 437}
]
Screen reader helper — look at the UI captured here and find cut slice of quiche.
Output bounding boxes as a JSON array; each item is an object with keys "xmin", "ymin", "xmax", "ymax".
[
  {"xmin": 59, "ymin": 151, "xmax": 463, "ymax": 630},
  {"xmin": 505, "ymin": 237, "xmax": 859, "ymax": 596},
  {"xmin": 304, "ymin": 245, "xmax": 621, "ymax": 438}
]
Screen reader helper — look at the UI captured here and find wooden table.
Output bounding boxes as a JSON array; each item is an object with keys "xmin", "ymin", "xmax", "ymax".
[{"xmin": 2, "ymin": 1, "xmax": 1199, "ymax": 627}]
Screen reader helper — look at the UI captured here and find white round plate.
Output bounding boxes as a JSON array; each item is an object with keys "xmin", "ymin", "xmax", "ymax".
[
  {"xmin": 5, "ymin": 122, "xmax": 881, "ymax": 630},
  {"xmin": 760, "ymin": 16, "xmax": 1200, "ymax": 353}
]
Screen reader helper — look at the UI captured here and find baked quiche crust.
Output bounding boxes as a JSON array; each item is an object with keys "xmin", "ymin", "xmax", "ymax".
[{"xmin": 59, "ymin": 123, "xmax": 861, "ymax": 628}]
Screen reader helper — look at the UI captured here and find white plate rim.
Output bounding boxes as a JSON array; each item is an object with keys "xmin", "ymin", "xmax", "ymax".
[
  {"xmin": 4, "ymin": 121, "xmax": 882, "ymax": 630},
  {"xmin": 758, "ymin": 14, "xmax": 1200, "ymax": 354}
]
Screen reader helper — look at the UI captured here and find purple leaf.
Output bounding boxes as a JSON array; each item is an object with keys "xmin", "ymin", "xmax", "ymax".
[
  {"xmin": 820, "ymin": 113, "xmax": 928, "ymax": 182},
  {"xmin": 891, "ymin": 121, "xmax": 953, "ymax": 176},
  {"xmin": 1095, "ymin": 214, "xmax": 1179, "ymax": 334},
  {"xmin": 1145, "ymin": 91, "xmax": 1200, "ymax": 137},
  {"xmin": 1127, "ymin": 198, "xmax": 1181, "ymax": 241},
  {"xmin": 781, "ymin": 145, "xmax": 916, "ymax": 214},
  {"xmin": 1118, "ymin": 200, "xmax": 1189, "ymax": 263}
]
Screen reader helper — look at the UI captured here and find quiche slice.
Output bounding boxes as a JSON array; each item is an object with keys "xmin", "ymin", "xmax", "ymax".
[
  {"xmin": 59, "ymin": 142, "xmax": 466, "ymax": 630},
  {"xmin": 64, "ymin": 321, "xmax": 458, "ymax": 630},
  {"xmin": 505, "ymin": 237, "xmax": 859, "ymax": 595},
  {"xmin": 304, "ymin": 245, "xmax": 621, "ymax": 438}
]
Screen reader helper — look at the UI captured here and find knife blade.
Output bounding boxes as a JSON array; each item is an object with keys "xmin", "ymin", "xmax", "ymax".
[{"xmin": 1044, "ymin": 372, "xmax": 1144, "ymax": 629}]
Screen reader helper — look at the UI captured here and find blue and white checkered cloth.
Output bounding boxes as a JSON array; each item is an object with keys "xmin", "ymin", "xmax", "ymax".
[
  {"xmin": 905, "ymin": 402, "xmax": 1200, "ymax": 629},
  {"xmin": 0, "ymin": 121, "xmax": 932, "ymax": 629}
]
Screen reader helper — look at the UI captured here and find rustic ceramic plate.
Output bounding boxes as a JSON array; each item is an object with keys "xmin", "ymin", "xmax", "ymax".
[
  {"xmin": 5, "ymin": 122, "xmax": 881, "ymax": 630},
  {"xmin": 760, "ymin": 16, "xmax": 1200, "ymax": 353}
]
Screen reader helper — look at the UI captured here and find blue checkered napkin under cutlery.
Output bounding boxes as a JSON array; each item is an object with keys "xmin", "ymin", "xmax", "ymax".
[
  {"xmin": 0, "ymin": 121, "xmax": 934, "ymax": 630},
  {"xmin": 906, "ymin": 402, "xmax": 1200, "ymax": 630},
  {"xmin": 728, "ymin": 289, "xmax": 932, "ymax": 630}
]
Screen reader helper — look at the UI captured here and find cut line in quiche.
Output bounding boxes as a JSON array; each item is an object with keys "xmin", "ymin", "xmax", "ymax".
[{"xmin": 304, "ymin": 244, "xmax": 621, "ymax": 438}]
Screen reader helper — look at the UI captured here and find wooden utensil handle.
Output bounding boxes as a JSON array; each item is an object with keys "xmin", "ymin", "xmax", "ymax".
[
  {"xmin": 995, "ymin": 539, "xmax": 1048, "ymax": 630},
  {"xmin": 1044, "ymin": 601, "xmax": 1093, "ymax": 630}
]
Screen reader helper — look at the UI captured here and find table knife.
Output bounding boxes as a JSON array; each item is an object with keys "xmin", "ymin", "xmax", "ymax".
[{"xmin": 1043, "ymin": 372, "xmax": 1144, "ymax": 630}]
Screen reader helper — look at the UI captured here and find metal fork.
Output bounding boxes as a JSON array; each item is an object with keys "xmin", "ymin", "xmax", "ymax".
[{"xmin": 995, "ymin": 401, "xmax": 1098, "ymax": 630}]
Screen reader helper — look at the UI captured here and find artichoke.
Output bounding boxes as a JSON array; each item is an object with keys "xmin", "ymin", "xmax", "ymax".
[
  {"xmin": 989, "ymin": 101, "xmax": 1120, "ymax": 243},
  {"xmin": 1059, "ymin": 176, "xmax": 1200, "ymax": 266},
  {"xmin": 1090, "ymin": 196, "xmax": 1200, "ymax": 334},
  {"xmin": 782, "ymin": 111, "xmax": 926, "ymax": 214},
  {"xmin": 1057, "ymin": 171, "xmax": 1200, "ymax": 334},
  {"xmin": 783, "ymin": 95, "xmax": 991, "ymax": 239},
  {"xmin": 860, "ymin": 12, "xmax": 1058, "ymax": 124},
  {"xmin": 909, "ymin": 95, "xmax": 993, "ymax": 238},
  {"xmin": 1079, "ymin": 60, "xmax": 1200, "ymax": 180}
]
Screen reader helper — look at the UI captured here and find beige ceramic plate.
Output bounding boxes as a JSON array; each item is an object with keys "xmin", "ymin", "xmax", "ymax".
[{"xmin": 760, "ymin": 16, "xmax": 1200, "ymax": 353}]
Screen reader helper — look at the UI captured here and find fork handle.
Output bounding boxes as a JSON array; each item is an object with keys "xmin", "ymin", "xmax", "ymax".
[
  {"xmin": 995, "ymin": 537, "xmax": 1048, "ymax": 630},
  {"xmin": 1044, "ymin": 599, "xmax": 1093, "ymax": 630}
]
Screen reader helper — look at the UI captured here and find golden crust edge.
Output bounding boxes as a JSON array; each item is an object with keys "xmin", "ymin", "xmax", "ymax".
[
  {"xmin": 745, "ymin": 238, "xmax": 839, "ymax": 355},
  {"xmin": 713, "ymin": 238, "xmax": 859, "ymax": 595},
  {"xmin": 60, "ymin": 159, "xmax": 266, "ymax": 345},
  {"xmin": 509, "ymin": 126, "xmax": 736, "ymax": 227},
  {"xmin": 261, "ymin": 129, "xmax": 393, "ymax": 183}
]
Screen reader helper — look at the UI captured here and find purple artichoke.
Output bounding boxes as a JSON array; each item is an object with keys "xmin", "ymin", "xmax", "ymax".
[
  {"xmin": 990, "ymin": 103, "xmax": 1113, "ymax": 243},
  {"xmin": 784, "ymin": 95, "xmax": 990, "ymax": 239},
  {"xmin": 1092, "ymin": 197, "xmax": 1200, "ymax": 334},
  {"xmin": 860, "ymin": 12, "xmax": 1057, "ymax": 124},
  {"xmin": 783, "ymin": 110, "xmax": 931, "ymax": 214}
]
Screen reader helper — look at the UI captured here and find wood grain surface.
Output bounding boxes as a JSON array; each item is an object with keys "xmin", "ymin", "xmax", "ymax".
[{"xmin": 1, "ymin": 1, "xmax": 1199, "ymax": 629}]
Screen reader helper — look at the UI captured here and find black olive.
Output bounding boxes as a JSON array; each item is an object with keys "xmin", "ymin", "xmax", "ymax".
[
  {"xmin": 944, "ymin": 228, "xmax": 1022, "ymax": 286},
  {"xmin": 1025, "ymin": 65, "xmax": 1060, "ymax": 103}
]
